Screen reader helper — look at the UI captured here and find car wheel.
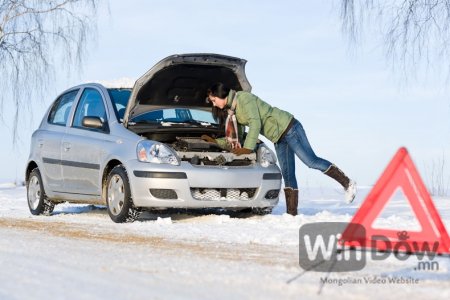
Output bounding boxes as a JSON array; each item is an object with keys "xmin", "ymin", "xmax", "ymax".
[
  {"xmin": 27, "ymin": 168, "xmax": 55, "ymax": 216},
  {"xmin": 251, "ymin": 207, "xmax": 273, "ymax": 215},
  {"xmin": 106, "ymin": 165, "xmax": 141, "ymax": 223}
]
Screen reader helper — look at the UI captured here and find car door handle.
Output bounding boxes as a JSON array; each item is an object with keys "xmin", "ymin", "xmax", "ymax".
[
  {"xmin": 38, "ymin": 139, "xmax": 44, "ymax": 148},
  {"xmin": 63, "ymin": 142, "xmax": 71, "ymax": 151}
]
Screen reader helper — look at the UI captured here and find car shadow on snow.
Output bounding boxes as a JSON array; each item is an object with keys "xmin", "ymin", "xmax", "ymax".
[
  {"xmin": 52, "ymin": 203, "xmax": 358, "ymax": 222},
  {"xmin": 140, "ymin": 208, "xmax": 261, "ymax": 221},
  {"xmin": 52, "ymin": 204, "xmax": 107, "ymax": 216},
  {"xmin": 52, "ymin": 204, "xmax": 261, "ymax": 221}
]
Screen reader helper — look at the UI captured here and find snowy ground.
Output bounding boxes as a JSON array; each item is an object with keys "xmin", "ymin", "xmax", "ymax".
[{"xmin": 0, "ymin": 184, "xmax": 449, "ymax": 300}]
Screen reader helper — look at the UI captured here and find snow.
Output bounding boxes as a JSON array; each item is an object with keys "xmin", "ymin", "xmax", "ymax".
[
  {"xmin": 90, "ymin": 77, "xmax": 136, "ymax": 89},
  {"xmin": 0, "ymin": 185, "xmax": 449, "ymax": 299},
  {"xmin": 0, "ymin": 182, "xmax": 16, "ymax": 189}
]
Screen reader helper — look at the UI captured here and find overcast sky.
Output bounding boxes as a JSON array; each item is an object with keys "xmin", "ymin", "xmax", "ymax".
[{"xmin": 1, "ymin": 0, "xmax": 449, "ymax": 191}]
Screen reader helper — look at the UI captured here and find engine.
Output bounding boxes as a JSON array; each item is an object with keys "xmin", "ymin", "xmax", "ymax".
[{"xmin": 171, "ymin": 137, "xmax": 255, "ymax": 166}]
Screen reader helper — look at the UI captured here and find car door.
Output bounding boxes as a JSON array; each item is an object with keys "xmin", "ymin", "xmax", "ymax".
[
  {"xmin": 39, "ymin": 89, "xmax": 79, "ymax": 191},
  {"xmin": 61, "ymin": 87, "xmax": 114, "ymax": 196}
]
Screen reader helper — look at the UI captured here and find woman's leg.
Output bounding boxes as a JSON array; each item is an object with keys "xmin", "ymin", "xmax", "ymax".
[
  {"xmin": 282, "ymin": 119, "xmax": 332, "ymax": 172},
  {"xmin": 275, "ymin": 137, "xmax": 297, "ymax": 189},
  {"xmin": 275, "ymin": 138, "xmax": 299, "ymax": 215},
  {"xmin": 281, "ymin": 119, "xmax": 356, "ymax": 203}
]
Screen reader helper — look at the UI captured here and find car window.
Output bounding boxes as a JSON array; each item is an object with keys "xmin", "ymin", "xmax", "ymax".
[
  {"xmin": 107, "ymin": 89, "xmax": 131, "ymax": 122},
  {"xmin": 131, "ymin": 108, "xmax": 216, "ymax": 124},
  {"xmin": 72, "ymin": 88, "xmax": 107, "ymax": 129},
  {"xmin": 47, "ymin": 90, "xmax": 79, "ymax": 126}
]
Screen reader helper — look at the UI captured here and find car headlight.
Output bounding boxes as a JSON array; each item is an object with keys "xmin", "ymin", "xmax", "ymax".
[
  {"xmin": 137, "ymin": 140, "xmax": 180, "ymax": 166},
  {"xmin": 258, "ymin": 145, "xmax": 277, "ymax": 167}
]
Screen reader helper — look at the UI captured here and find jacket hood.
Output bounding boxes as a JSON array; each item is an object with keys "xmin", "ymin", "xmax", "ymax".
[{"xmin": 123, "ymin": 53, "xmax": 252, "ymax": 126}]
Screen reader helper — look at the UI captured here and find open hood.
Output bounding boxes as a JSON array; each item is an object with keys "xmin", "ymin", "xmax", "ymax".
[{"xmin": 123, "ymin": 53, "xmax": 252, "ymax": 127}]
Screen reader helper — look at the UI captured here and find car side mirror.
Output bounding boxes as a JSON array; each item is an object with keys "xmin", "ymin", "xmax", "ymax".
[{"xmin": 82, "ymin": 116, "xmax": 105, "ymax": 130}]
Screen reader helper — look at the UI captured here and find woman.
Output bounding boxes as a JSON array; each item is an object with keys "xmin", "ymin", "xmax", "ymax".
[{"xmin": 204, "ymin": 82, "xmax": 356, "ymax": 216}]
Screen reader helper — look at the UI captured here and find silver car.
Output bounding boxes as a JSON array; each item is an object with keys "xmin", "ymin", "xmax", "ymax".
[{"xmin": 26, "ymin": 53, "xmax": 282, "ymax": 223}]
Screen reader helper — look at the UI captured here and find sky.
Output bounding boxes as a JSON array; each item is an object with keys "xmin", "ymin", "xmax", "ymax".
[{"xmin": 1, "ymin": 0, "xmax": 450, "ymax": 191}]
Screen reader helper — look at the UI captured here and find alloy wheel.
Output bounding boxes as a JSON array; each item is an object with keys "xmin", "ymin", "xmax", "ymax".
[
  {"xmin": 108, "ymin": 174, "xmax": 125, "ymax": 216},
  {"xmin": 28, "ymin": 175, "xmax": 41, "ymax": 210}
]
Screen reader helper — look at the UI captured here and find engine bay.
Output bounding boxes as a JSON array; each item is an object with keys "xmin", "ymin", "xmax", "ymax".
[
  {"xmin": 172, "ymin": 137, "xmax": 255, "ymax": 166},
  {"xmin": 172, "ymin": 137, "xmax": 223, "ymax": 152}
]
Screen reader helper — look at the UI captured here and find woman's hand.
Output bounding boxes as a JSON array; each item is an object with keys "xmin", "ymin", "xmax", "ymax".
[
  {"xmin": 231, "ymin": 148, "xmax": 253, "ymax": 155},
  {"xmin": 201, "ymin": 134, "xmax": 216, "ymax": 144}
]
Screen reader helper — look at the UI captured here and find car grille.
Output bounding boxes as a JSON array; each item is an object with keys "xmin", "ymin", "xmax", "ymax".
[{"xmin": 190, "ymin": 188, "xmax": 257, "ymax": 201}]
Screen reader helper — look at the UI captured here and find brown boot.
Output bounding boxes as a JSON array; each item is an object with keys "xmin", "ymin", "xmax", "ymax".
[
  {"xmin": 284, "ymin": 187, "xmax": 299, "ymax": 216},
  {"xmin": 324, "ymin": 164, "xmax": 357, "ymax": 203}
]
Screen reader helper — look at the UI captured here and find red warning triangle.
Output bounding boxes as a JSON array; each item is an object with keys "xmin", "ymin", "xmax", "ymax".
[{"xmin": 341, "ymin": 147, "xmax": 450, "ymax": 254}]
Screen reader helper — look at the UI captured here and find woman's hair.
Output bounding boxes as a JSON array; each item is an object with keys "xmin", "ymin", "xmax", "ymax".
[
  {"xmin": 207, "ymin": 82, "xmax": 229, "ymax": 129},
  {"xmin": 212, "ymin": 106, "xmax": 227, "ymax": 127},
  {"xmin": 207, "ymin": 82, "xmax": 230, "ymax": 98}
]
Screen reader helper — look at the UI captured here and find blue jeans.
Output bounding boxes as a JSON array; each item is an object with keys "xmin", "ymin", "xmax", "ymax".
[{"xmin": 274, "ymin": 119, "xmax": 332, "ymax": 189}]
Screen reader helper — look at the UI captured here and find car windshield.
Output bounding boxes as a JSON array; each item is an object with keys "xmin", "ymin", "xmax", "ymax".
[
  {"xmin": 107, "ymin": 88, "xmax": 132, "ymax": 122},
  {"xmin": 130, "ymin": 108, "xmax": 216, "ymax": 125}
]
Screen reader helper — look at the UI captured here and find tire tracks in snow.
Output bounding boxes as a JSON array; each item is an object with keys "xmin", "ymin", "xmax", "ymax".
[{"xmin": 0, "ymin": 217, "xmax": 298, "ymax": 269}]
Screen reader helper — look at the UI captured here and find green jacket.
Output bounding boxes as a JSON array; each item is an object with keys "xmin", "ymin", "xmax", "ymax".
[{"xmin": 216, "ymin": 90, "xmax": 293, "ymax": 150}]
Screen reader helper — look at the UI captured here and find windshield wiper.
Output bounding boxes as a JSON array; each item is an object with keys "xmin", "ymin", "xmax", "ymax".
[
  {"xmin": 129, "ymin": 119, "xmax": 216, "ymax": 127},
  {"xmin": 128, "ymin": 120, "xmax": 160, "ymax": 126},
  {"xmin": 160, "ymin": 119, "xmax": 214, "ymax": 126}
]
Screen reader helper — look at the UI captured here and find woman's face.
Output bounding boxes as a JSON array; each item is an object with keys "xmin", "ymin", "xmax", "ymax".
[{"xmin": 208, "ymin": 95, "xmax": 227, "ymax": 109}]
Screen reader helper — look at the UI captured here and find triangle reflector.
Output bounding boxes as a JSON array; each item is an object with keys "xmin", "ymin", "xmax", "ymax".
[
  {"xmin": 341, "ymin": 147, "xmax": 450, "ymax": 254},
  {"xmin": 371, "ymin": 187, "xmax": 422, "ymax": 231}
]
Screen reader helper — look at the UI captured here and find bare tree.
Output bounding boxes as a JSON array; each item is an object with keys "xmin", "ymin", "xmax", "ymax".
[
  {"xmin": 0, "ymin": 0, "xmax": 99, "ymax": 139},
  {"xmin": 424, "ymin": 153, "xmax": 450, "ymax": 196},
  {"xmin": 340, "ymin": 0, "xmax": 450, "ymax": 78}
]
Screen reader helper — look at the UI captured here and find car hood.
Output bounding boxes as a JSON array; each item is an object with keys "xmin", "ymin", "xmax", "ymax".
[{"xmin": 123, "ymin": 53, "xmax": 252, "ymax": 126}]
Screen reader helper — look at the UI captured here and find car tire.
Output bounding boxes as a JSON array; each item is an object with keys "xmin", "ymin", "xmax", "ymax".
[
  {"xmin": 106, "ymin": 165, "xmax": 141, "ymax": 223},
  {"xmin": 27, "ymin": 168, "xmax": 55, "ymax": 216}
]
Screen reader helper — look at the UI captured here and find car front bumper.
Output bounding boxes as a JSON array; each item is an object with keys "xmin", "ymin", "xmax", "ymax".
[{"xmin": 126, "ymin": 160, "xmax": 282, "ymax": 209}]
